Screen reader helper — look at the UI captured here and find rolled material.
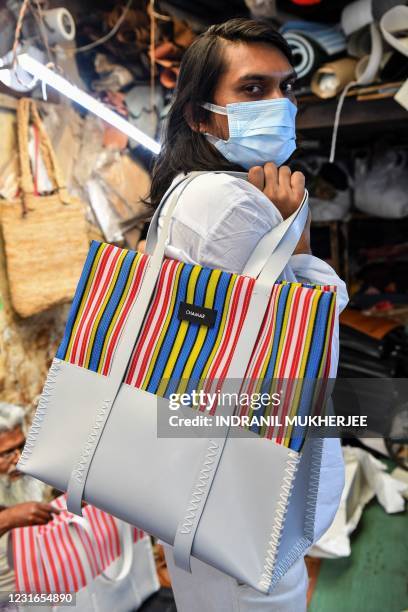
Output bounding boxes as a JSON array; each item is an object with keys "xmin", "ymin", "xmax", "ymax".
[
  {"xmin": 341, "ymin": 0, "xmax": 402, "ymax": 36},
  {"xmin": 280, "ymin": 20, "xmax": 346, "ymax": 56},
  {"xmin": 43, "ymin": 8, "xmax": 76, "ymax": 44},
  {"xmin": 355, "ymin": 22, "xmax": 383, "ymax": 84},
  {"xmin": 282, "ymin": 32, "xmax": 321, "ymax": 79},
  {"xmin": 311, "ymin": 58, "xmax": 357, "ymax": 98},
  {"xmin": 341, "ymin": 0, "xmax": 373, "ymax": 36},
  {"xmin": 380, "ymin": 5, "xmax": 408, "ymax": 57}
]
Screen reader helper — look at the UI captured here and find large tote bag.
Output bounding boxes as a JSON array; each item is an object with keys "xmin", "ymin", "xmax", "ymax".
[
  {"xmin": 0, "ymin": 98, "xmax": 89, "ymax": 318},
  {"xmin": 18, "ymin": 171, "xmax": 336, "ymax": 593},
  {"xmin": 12, "ymin": 495, "xmax": 159, "ymax": 611}
]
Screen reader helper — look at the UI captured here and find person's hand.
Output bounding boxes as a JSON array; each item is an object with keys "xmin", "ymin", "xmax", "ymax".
[
  {"xmin": 248, "ymin": 162, "xmax": 311, "ymax": 255},
  {"xmin": 248, "ymin": 162, "xmax": 305, "ymax": 220},
  {"xmin": 137, "ymin": 239, "xmax": 146, "ymax": 254},
  {"xmin": 0, "ymin": 502, "xmax": 60, "ymax": 535}
]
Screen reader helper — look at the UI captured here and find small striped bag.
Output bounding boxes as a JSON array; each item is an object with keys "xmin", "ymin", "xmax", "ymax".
[
  {"xmin": 19, "ymin": 171, "xmax": 337, "ymax": 593},
  {"xmin": 12, "ymin": 495, "xmax": 159, "ymax": 611}
]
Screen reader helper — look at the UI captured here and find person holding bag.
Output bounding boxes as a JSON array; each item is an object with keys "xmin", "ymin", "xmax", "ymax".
[{"xmin": 146, "ymin": 18, "xmax": 348, "ymax": 612}]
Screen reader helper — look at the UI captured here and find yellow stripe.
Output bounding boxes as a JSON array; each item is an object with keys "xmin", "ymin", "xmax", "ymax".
[
  {"xmin": 198, "ymin": 274, "xmax": 237, "ymax": 385},
  {"xmin": 272, "ymin": 284, "xmax": 298, "ymax": 378},
  {"xmin": 297, "ymin": 291, "xmax": 321, "ymax": 378},
  {"xmin": 254, "ymin": 285, "xmax": 284, "ymax": 437},
  {"xmin": 317, "ymin": 294, "xmax": 336, "ymax": 377},
  {"xmin": 65, "ymin": 243, "xmax": 106, "ymax": 360},
  {"xmin": 176, "ymin": 269, "xmax": 221, "ymax": 395},
  {"xmin": 156, "ymin": 265, "xmax": 202, "ymax": 396},
  {"xmin": 84, "ymin": 249, "xmax": 128, "ymax": 368},
  {"xmin": 97, "ymin": 253, "xmax": 141, "ymax": 374},
  {"xmin": 283, "ymin": 290, "xmax": 323, "ymax": 445},
  {"xmin": 142, "ymin": 263, "xmax": 183, "ymax": 391}
]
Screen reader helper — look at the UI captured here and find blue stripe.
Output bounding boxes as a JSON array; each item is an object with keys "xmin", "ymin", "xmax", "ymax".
[
  {"xmin": 56, "ymin": 240, "xmax": 101, "ymax": 360},
  {"xmin": 187, "ymin": 271, "xmax": 232, "ymax": 391},
  {"xmin": 88, "ymin": 250, "xmax": 136, "ymax": 372},
  {"xmin": 248, "ymin": 285, "xmax": 290, "ymax": 435},
  {"xmin": 146, "ymin": 264, "xmax": 192, "ymax": 394},
  {"xmin": 304, "ymin": 292, "xmax": 332, "ymax": 379},
  {"xmin": 261, "ymin": 284, "xmax": 291, "ymax": 388},
  {"xmin": 164, "ymin": 268, "xmax": 212, "ymax": 398}
]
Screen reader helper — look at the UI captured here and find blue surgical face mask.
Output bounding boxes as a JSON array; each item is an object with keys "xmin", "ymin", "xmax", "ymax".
[{"xmin": 201, "ymin": 97, "xmax": 297, "ymax": 170}]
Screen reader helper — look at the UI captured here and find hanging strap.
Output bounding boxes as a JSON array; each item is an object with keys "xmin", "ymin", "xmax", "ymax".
[{"xmin": 17, "ymin": 98, "xmax": 70, "ymax": 214}]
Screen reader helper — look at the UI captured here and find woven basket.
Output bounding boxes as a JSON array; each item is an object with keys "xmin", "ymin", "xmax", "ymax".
[{"xmin": 1, "ymin": 98, "xmax": 89, "ymax": 318}]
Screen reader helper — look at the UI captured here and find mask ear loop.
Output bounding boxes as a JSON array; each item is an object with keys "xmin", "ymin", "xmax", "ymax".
[{"xmin": 201, "ymin": 102, "xmax": 228, "ymax": 115}]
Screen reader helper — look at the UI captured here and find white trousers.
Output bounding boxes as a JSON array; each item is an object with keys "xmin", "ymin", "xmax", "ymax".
[{"xmin": 164, "ymin": 544, "xmax": 308, "ymax": 612}]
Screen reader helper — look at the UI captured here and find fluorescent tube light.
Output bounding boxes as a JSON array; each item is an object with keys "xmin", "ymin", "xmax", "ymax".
[{"xmin": 18, "ymin": 53, "xmax": 161, "ymax": 154}]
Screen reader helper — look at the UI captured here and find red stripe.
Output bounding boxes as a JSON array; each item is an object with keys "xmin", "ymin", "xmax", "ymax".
[
  {"xmin": 39, "ymin": 526, "xmax": 51, "ymax": 592},
  {"xmin": 102, "ymin": 254, "xmax": 149, "ymax": 375},
  {"xmin": 215, "ymin": 278, "xmax": 255, "ymax": 400},
  {"xmin": 50, "ymin": 529, "xmax": 70, "ymax": 592},
  {"xmin": 71, "ymin": 244, "xmax": 114, "ymax": 362},
  {"xmin": 276, "ymin": 287, "xmax": 303, "ymax": 378},
  {"xmin": 289, "ymin": 290, "xmax": 314, "ymax": 379},
  {"xmin": 134, "ymin": 260, "xmax": 179, "ymax": 387},
  {"xmin": 63, "ymin": 523, "xmax": 87, "ymax": 589},
  {"xmin": 107, "ymin": 515, "xmax": 120, "ymax": 558},
  {"xmin": 243, "ymin": 289, "xmax": 277, "ymax": 408},
  {"xmin": 99, "ymin": 511, "xmax": 115, "ymax": 565},
  {"xmin": 29, "ymin": 528, "xmax": 42, "ymax": 592},
  {"xmin": 20, "ymin": 528, "xmax": 30, "ymax": 592},
  {"xmin": 87, "ymin": 506, "xmax": 107, "ymax": 570},
  {"xmin": 42, "ymin": 531, "xmax": 61, "ymax": 592},
  {"xmin": 131, "ymin": 259, "xmax": 177, "ymax": 387},
  {"xmin": 56, "ymin": 522, "xmax": 78, "ymax": 592},
  {"xmin": 273, "ymin": 289, "xmax": 305, "ymax": 441},
  {"xmin": 12, "ymin": 531, "xmax": 21, "ymax": 591},
  {"xmin": 200, "ymin": 277, "xmax": 244, "ymax": 409},
  {"xmin": 79, "ymin": 248, "xmax": 122, "ymax": 367},
  {"xmin": 76, "ymin": 527, "xmax": 98, "ymax": 580},
  {"xmin": 275, "ymin": 290, "xmax": 314, "ymax": 443}
]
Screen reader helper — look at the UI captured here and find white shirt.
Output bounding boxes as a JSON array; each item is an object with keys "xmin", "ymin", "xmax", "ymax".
[{"xmin": 157, "ymin": 171, "xmax": 348, "ymax": 543}]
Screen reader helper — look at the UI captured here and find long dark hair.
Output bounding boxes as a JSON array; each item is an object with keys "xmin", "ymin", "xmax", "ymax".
[{"xmin": 147, "ymin": 18, "xmax": 293, "ymax": 209}]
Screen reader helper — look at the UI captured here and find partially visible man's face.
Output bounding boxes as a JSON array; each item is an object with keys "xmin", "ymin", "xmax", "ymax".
[
  {"xmin": 0, "ymin": 426, "xmax": 44, "ymax": 506},
  {"xmin": 201, "ymin": 41, "xmax": 297, "ymax": 140},
  {"xmin": 0, "ymin": 426, "xmax": 25, "ymax": 481}
]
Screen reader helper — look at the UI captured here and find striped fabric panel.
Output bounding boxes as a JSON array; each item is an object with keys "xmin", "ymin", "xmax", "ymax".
[
  {"xmin": 124, "ymin": 258, "xmax": 256, "ymax": 396},
  {"xmin": 56, "ymin": 241, "xmax": 149, "ymax": 376},
  {"xmin": 238, "ymin": 281, "xmax": 336, "ymax": 449},
  {"xmin": 12, "ymin": 495, "xmax": 146, "ymax": 592}
]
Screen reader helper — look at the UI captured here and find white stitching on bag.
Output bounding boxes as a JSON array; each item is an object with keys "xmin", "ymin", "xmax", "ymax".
[
  {"xmin": 71, "ymin": 399, "xmax": 112, "ymax": 484},
  {"xmin": 179, "ymin": 440, "xmax": 219, "ymax": 535},
  {"xmin": 257, "ymin": 450, "xmax": 300, "ymax": 593},
  {"xmin": 18, "ymin": 358, "xmax": 62, "ymax": 467},
  {"xmin": 304, "ymin": 438, "xmax": 324, "ymax": 540}
]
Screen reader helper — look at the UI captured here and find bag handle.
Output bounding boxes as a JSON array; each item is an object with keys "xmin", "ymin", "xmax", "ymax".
[
  {"xmin": 17, "ymin": 98, "xmax": 70, "ymax": 214},
  {"xmin": 144, "ymin": 171, "xmax": 309, "ymax": 283},
  {"xmin": 37, "ymin": 514, "xmax": 134, "ymax": 586},
  {"xmin": 66, "ymin": 515, "xmax": 134, "ymax": 583}
]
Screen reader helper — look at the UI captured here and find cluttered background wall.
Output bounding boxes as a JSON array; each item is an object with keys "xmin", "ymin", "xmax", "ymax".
[{"xmin": 2, "ymin": 0, "xmax": 407, "ymax": 419}]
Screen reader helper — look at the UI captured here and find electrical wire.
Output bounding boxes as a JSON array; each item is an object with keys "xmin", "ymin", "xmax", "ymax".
[{"xmin": 73, "ymin": 0, "xmax": 133, "ymax": 54}]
